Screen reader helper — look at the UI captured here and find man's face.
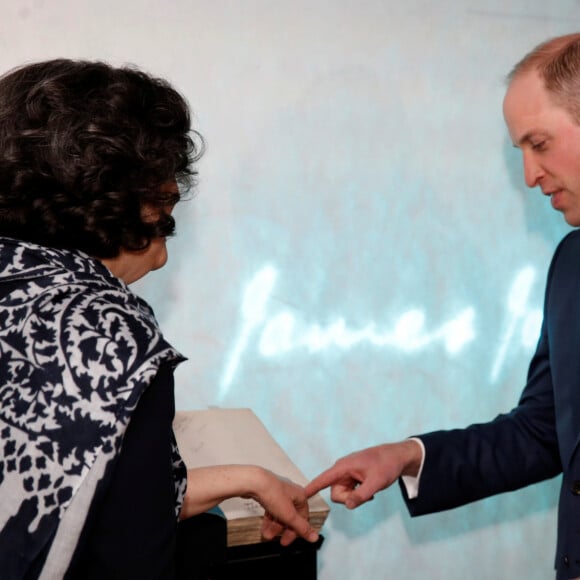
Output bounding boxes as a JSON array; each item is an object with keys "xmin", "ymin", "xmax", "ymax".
[{"xmin": 503, "ymin": 70, "xmax": 580, "ymax": 226}]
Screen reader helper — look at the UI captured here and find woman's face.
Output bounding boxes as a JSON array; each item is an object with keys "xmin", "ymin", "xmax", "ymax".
[{"xmin": 100, "ymin": 182, "xmax": 178, "ymax": 284}]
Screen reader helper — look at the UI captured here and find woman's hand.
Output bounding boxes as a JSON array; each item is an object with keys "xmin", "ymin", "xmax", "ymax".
[
  {"xmin": 179, "ymin": 465, "xmax": 319, "ymax": 546},
  {"xmin": 249, "ymin": 468, "xmax": 319, "ymax": 546}
]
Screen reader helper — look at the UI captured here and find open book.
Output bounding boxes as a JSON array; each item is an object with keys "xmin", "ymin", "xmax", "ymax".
[{"xmin": 173, "ymin": 407, "xmax": 330, "ymax": 547}]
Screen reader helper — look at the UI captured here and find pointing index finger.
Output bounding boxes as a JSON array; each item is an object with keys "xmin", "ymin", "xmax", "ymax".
[{"xmin": 305, "ymin": 467, "xmax": 339, "ymax": 498}]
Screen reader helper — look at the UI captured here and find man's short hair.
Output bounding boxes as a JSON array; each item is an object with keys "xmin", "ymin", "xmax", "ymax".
[{"xmin": 508, "ymin": 32, "xmax": 580, "ymax": 123}]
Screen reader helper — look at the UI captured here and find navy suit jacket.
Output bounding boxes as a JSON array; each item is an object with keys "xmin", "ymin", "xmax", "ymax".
[{"xmin": 402, "ymin": 229, "xmax": 580, "ymax": 579}]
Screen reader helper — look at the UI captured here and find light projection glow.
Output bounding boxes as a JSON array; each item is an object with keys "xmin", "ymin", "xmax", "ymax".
[
  {"xmin": 219, "ymin": 264, "xmax": 544, "ymax": 399},
  {"xmin": 490, "ymin": 266, "xmax": 543, "ymax": 382},
  {"xmin": 219, "ymin": 265, "xmax": 278, "ymax": 396}
]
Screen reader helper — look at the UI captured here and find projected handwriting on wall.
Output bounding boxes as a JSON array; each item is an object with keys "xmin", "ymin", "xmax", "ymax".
[
  {"xmin": 490, "ymin": 266, "xmax": 543, "ymax": 383},
  {"xmin": 219, "ymin": 264, "xmax": 544, "ymax": 398}
]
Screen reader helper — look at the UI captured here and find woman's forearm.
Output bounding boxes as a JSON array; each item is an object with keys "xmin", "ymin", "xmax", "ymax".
[{"xmin": 179, "ymin": 464, "xmax": 270, "ymax": 520}]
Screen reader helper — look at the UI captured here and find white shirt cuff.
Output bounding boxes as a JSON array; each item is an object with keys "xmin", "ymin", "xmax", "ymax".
[{"xmin": 400, "ymin": 437, "xmax": 425, "ymax": 500}]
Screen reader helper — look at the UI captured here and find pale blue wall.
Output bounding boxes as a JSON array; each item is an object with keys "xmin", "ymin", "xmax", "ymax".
[{"xmin": 4, "ymin": 1, "xmax": 580, "ymax": 577}]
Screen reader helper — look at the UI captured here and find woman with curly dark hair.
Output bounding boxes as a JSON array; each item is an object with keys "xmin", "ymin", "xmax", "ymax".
[{"xmin": 0, "ymin": 59, "xmax": 318, "ymax": 579}]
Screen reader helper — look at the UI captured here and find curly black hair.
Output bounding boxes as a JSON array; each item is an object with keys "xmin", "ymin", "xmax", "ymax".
[{"xmin": 0, "ymin": 58, "xmax": 203, "ymax": 257}]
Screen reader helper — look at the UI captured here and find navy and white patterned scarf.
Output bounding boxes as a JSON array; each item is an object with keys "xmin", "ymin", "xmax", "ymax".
[{"xmin": 0, "ymin": 237, "xmax": 186, "ymax": 578}]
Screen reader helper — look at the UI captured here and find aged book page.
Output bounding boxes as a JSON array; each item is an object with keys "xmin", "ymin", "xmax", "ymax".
[{"xmin": 173, "ymin": 407, "xmax": 330, "ymax": 547}]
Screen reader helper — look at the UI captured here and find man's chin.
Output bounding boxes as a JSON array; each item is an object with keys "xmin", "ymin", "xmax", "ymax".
[{"xmin": 562, "ymin": 212, "xmax": 580, "ymax": 227}]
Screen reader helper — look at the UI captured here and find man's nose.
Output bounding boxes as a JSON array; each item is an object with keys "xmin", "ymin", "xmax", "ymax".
[{"xmin": 523, "ymin": 152, "xmax": 544, "ymax": 188}]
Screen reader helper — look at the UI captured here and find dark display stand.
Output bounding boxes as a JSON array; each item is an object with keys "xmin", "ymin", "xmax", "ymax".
[
  {"xmin": 176, "ymin": 513, "xmax": 324, "ymax": 579},
  {"xmin": 212, "ymin": 536, "xmax": 324, "ymax": 579}
]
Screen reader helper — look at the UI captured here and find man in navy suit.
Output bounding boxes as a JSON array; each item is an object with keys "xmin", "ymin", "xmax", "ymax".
[{"xmin": 302, "ymin": 33, "xmax": 580, "ymax": 580}]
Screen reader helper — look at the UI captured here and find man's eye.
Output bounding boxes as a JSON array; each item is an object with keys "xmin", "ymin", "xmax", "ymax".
[{"xmin": 531, "ymin": 141, "xmax": 546, "ymax": 151}]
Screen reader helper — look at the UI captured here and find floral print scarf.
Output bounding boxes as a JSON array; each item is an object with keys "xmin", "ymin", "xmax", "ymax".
[{"xmin": 0, "ymin": 237, "xmax": 186, "ymax": 578}]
